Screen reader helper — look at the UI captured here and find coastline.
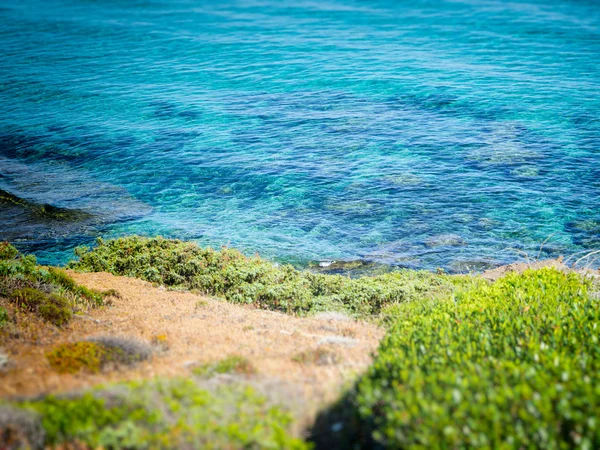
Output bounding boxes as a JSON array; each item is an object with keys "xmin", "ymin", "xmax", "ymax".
[{"xmin": 1, "ymin": 237, "xmax": 599, "ymax": 448}]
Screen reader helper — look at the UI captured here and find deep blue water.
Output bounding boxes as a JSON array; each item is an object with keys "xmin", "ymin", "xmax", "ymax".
[{"xmin": 1, "ymin": 0, "xmax": 599, "ymax": 271}]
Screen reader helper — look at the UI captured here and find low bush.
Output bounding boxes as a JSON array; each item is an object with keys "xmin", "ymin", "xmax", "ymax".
[
  {"xmin": 88, "ymin": 336, "xmax": 153, "ymax": 365},
  {"xmin": 193, "ymin": 355, "xmax": 255, "ymax": 377},
  {"xmin": 46, "ymin": 337, "xmax": 152, "ymax": 374},
  {"xmin": 9, "ymin": 378, "xmax": 309, "ymax": 449},
  {"xmin": 11, "ymin": 288, "xmax": 72, "ymax": 327},
  {"xmin": 69, "ymin": 236, "xmax": 463, "ymax": 317},
  {"xmin": 0, "ymin": 242, "xmax": 110, "ymax": 326},
  {"xmin": 313, "ymin": 268, "xmax": 600, "ymax": 449}
]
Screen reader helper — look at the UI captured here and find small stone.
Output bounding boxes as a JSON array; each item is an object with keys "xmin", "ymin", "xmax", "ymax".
[
  {"xmin": 318, "ymin": 261, "xmax": 335, "ymax": 268},
  {"xmin": 317, "ymin": 336, "xmax": 358, "ymax": 347}
]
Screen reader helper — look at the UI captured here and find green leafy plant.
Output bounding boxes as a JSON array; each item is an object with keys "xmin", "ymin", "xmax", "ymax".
[
  {"xmin": 313, "ymin": 268, "xmax": 600, "ymax": 449},
  {"xmin": 11, "ymin": 378, "xmax": 309, "ymax": 449},
  {"xmin": 69, "ymin": 236, "xmax": 463, "ymax": 318}
]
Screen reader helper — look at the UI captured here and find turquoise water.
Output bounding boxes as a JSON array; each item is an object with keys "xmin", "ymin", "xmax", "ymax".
[{"xmin": 1, "ymin": 0, "xmax": 599, "ymax": 271}]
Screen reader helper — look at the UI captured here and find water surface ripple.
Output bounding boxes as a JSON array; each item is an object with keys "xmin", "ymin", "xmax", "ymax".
[{"xmin": 1, "ymin": 0, "xmax": 599, "ymax": 270}]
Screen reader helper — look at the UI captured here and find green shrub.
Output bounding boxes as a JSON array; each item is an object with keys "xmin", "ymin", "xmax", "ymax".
[
  {"xmin": 0, "ymin": 242, "xmax": 19, "ymax": 261},
  {"xmin": 315, "ymin": 268, "xmax": 600, "ymax": 449},
  {"xmin": 69, "ymin": 236, "xmax": 459, "ymax": 317},
  {"xmin": 13, "ymin": 378, "xmax": 309, "ymax": 449},
  {"xmin": 0, "ymin": 242, "xmax": 110, "ymax": 325},
  {"xmin": 37, "ymin": 297, "xmax": 72, "ymax": 327},
  {"xmin": 11, "ymin": 288, "xmax": 73, "ymax": 327},
  {"xmin": 193, "ymin": 355, "xmax": 255, "ymax": 377}
]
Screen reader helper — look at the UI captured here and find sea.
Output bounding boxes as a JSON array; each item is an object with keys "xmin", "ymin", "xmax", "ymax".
[{"xmin": 1, "ymin": 0, "xmax": 599, "ymax": 272}]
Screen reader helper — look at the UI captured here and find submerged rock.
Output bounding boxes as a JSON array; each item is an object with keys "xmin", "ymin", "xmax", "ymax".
[
  {"xmin": 475, "ymin": 217, "xmax": 497, "ymax": 231},
  {"xmin": 424, "ymin": 234, "xmax": 466, "ymax": 248},
  {"xmin": 510, "ymin": 166, "xmax": 540, "ymax": 178},
  {"xmin": 309, "ymin": 259, "xmax": 393, "ymax": 277},
  {"xmin": 0, "ymin": 189, "xmax": 92, "ymax": 222},
  {"xmin": 449, "ymin": 259, "xmax": 498, "ymax": 274},
  {"xmin": 565, "ymin": 218, "xmax": 600, "ymax": 247},
  {"xmin": 383, "ymin": 173, "xmax": 424, "ymax": 187}
]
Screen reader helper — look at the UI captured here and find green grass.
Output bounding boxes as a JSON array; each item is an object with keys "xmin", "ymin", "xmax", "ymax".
[
  {"xmin": 312, "ymin": 268, "xmax": 600, "ymax": 449},
  {"xmin": 8, "ymin": 378, "xmax": 309, "ymax": 449},
  {"xmin": 68, "ymin": 236, "xmax": 467, "ymax": 318}
]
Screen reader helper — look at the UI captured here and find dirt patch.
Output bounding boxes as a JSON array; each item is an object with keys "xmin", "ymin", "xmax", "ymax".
[{"xmin": 0, "ymin": 271, "xmax": 383, "ymax": 420}]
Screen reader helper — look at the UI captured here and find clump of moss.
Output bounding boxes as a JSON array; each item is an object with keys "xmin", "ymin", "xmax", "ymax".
[
  {"xmin": 0, "ymin": 242, "xmax": 111, "ymax": 326},
  {"xmin": 193, "ymin": 355, "xmax": 256, "ymax": 377},
  {"xmin": 46, "ymin": 337, "xmax": 152, "ymax": 374},
  {"xmin": 11, "ymin": 378, "xmax": 309, "ymax": 449},
  {"xmin": 69, "ymin": 236, "xmax": 465, "ymax": 318},
  {"xmin": 46, "ymin": 341, "xmax": 105, "ymax": 374}
]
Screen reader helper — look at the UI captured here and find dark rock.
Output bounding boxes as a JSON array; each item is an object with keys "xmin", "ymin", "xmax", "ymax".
[{"xmin": 0, "ymin": 189, "xmax": 92, "ymax": 222}]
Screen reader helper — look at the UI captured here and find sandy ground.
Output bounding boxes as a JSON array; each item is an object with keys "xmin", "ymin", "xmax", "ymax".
[{"xmin": 0, "ymin": 272, "xmax": 383, "ymax": 419}]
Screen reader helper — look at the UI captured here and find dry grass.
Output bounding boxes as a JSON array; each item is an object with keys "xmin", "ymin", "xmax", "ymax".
[{"xmin": 0, "ymin": 271, "xmax": 383, "ymax": 422}]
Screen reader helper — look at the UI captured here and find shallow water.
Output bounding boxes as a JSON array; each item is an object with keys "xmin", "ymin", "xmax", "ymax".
[{"xmin": 1, "ymin": 0, "xmax": 599, "ymax": 271}]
